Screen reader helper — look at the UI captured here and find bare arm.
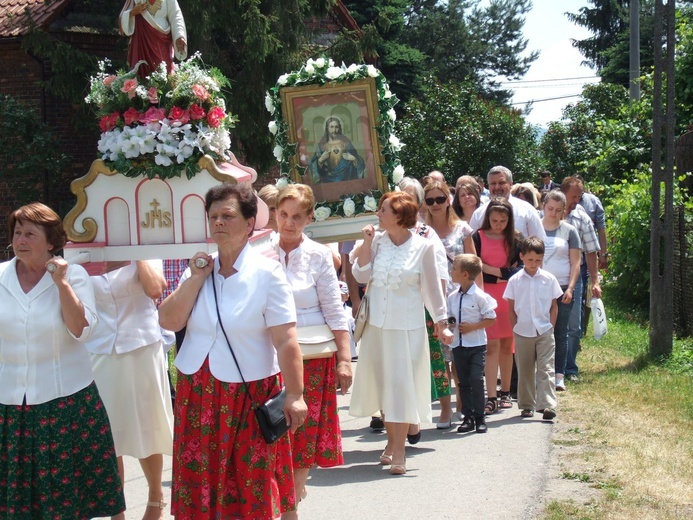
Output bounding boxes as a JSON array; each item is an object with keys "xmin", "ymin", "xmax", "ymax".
[
  {"xmin": 550, "ymin": 298, "xmax": 558, "ymax": 327},
  {"xmin": 269, "ymin": 322, "xmax": 307, "ymax": 433},
  {"xmin": 136, "ymin": 260, "xmax": 167, "ymax": 300},
  {"xmin": 597, "ymin": 228, "xmax": 609, "ymax": 269},
  {"xmin": 47, "ymin": 259, "xmax": 89, "ymax": 337},
  {"xmin": 333, "ymin": 330, "xmax": 353, "ymax": 395},
  {"xmin": 459, "ymin": 317, "xmax": 496, "ymax": 334},
  {"xmin": 585, "ymin": 251, "xmax": 602, "ymax": 298},
  {"xmin": 563, "ymin": 248, "xmax": 581, "ymax": 304}
]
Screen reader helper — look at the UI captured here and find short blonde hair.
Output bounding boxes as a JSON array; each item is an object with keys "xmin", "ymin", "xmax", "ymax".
[
  {"xmin": 452, "ymin": 253, "xmax": 482, "ymax": 279},
  {"xmin": 258, "ymin": 184, "xmax": 279, "ymax": 208},
  {"xmin": 277, "ymin": 184, "xmax": 315, "ymax": 216}
]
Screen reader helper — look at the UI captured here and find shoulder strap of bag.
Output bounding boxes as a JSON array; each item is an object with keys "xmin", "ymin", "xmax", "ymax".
[{"xmin": 212, "ymin": 272, "xmax": 257, "ymax": 406}]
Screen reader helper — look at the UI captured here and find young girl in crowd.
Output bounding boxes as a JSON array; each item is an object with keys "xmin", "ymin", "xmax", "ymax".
[{"xmin": 472, "ymin": 199, "xmax": 523, "ymax": 414}]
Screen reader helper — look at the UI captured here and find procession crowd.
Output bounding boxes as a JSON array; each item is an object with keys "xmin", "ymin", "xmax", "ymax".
[{"xmin": 0, "ymin": 165, "xmax": 608, "ymax": 519}]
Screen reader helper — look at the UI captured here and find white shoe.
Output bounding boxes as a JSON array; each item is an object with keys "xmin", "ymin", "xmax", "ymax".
[
  {"xmin": 556, "ymin": 375, "xmax": 566, "ymax": 392},
  {"xmin": 436, "ymin": 420, "xmax": 452, "ymax": 429},
  {"xmin": 453, "ymin": 411, "xmax": 464, "ymax": 422}
]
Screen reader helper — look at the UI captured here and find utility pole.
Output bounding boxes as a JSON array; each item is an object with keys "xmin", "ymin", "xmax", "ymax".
[
  {"xmin": 650, "ymin": 0, "xmax": 675, "ymax": 358},
  {"xmin": 630, "ymin": 0, "xmax": 641, "ymax": 100}
]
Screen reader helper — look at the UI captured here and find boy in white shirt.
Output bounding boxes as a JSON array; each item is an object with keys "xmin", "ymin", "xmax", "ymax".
[
  {"xmin": 447, "ymin": 254, "xmax": 498, "ymax": 433},
  {"xmin": 504, "ymin": 237, "xmax": 563, "ymax": 421}
]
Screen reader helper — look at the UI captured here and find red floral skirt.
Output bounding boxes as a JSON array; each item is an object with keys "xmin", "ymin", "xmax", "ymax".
[
  {"xmin": 0, "ymin": 382, "xmax": 125, "ymax": 519},
  {"xmin": 290, "ymin": 356, "xmax": 344, "ymax": 469},
  {"xmin": 171, "ymin": 359, "xmax": 296, "ymax": 519}
]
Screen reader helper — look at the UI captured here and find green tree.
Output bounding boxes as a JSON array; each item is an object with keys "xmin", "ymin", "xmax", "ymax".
[{"xmin": 396, "ymin": 76, "xmax": 540, "ymax": 182}]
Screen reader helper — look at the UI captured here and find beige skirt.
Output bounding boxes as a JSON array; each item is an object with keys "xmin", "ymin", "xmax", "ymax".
[{"xmin": 91, "ymin": 341, "xmax": 173, "ymax": 459}]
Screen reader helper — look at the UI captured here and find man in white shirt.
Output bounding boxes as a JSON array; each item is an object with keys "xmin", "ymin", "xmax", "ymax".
[{"xmin": 469, "ymin": 166, "xmax": 546, "ymax": 240}]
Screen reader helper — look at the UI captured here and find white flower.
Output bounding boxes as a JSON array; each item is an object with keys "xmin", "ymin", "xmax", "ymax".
[
  {"xmin": 265, "ymin": 92, "xmax": 275, "ymax": 115},
  {"xmin": 314, "ymin": 206, "xmax": 331, "ymax": 222},
  {"xmin": 364, "ymin": 195, "xmax": 378, "ymax": 212},
  {"xmin": 346, "ymin": 63, "xmax": 359, "ymax": 74},
  {"xmin": 315, "ymin": 57, "xmax": 325, "ymax": 68},
  {"xmin": 389, "ymin": 134, "xmax": 404, "ymax": 151},
  {"xmin": 392, "ymin": 164, "xmax": 405, "ymax": 184},
  {"xmin": 366, "ymin": 65, "xmax": 378, "ymax": 77},
  {"xmin": 382, "ymin": 89, "xmax": 392, "ymax": 99},
  {"xmin": 268, "ymin": 121, "xmax": 278, "ymax": 135},
  {"xmin": 328, "ymin": 58, "xmax": 335, "ymax": 67},
  {"xmin": 388, "ymin": 108, "xmax": 397, "ymax": 121},
  {"xmin": 273, "ymin": 145, "xmax": 284, "ymax": 161},
  {"xmin": 278, "ymin": 73, "xmax": 290, "ymax": 86},
  {"xmin": 276, "ymin": 176, "xmax": 289, "ymax": 189},
  {"xmin": 343, "ymin": 198, "xmax": 356, "ymax": 217},
  {"xmin": 305, "ymin": 63, "xmax": 315, "ymax": 74},
  {"xmin": 325, "ymin": 66, "xmax": 344, "ymax": 80},
  {"xmin": 154, "ymin": 153, "xmax": 173, "ymax": 166}
]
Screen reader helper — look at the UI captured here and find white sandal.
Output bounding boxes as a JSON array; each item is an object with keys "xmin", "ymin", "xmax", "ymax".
[{"xmin": 146, "ymin": 500, "xmax": 167, "ymax": 509}]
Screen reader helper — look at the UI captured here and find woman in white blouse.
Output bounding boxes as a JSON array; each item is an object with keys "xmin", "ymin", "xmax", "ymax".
[
  {"xmin": 274, "ymin": 184, "xmax": 352, "ymax": 504},
  {"xmin": 0, "ymin": 203, "xmax": 125, "ymax": 519},
  {"xmin": 349, "ymin": 192, "xmax": 453, "ymax": 475},
  {"xmin": 159, "ymin": 183, "xmax": 307, "ymax": 520},
  {"xmin": 86, "ymin": 260, "xmax": 173, "ymax": 518}
]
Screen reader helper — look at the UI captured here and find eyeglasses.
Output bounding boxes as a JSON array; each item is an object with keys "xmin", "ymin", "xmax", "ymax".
[{"xmin": 425, "ymin": 196, "xmax": 447, "ymax": 206}]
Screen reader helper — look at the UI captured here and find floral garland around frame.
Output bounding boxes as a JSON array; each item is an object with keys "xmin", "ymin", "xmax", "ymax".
[{"xmin": 265, "ymin": 57, "xmax": 405, "ymax": 221}]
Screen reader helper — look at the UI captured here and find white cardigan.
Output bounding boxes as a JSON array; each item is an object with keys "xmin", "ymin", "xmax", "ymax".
[{"xmin": 0, "ymin": 259, "xmax": 98, "ymax": 405}]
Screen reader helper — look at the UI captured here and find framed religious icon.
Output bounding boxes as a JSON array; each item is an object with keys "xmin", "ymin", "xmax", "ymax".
[{"xmin": 279, "ymin": 78, "xmax": 387, "ymax": 203}]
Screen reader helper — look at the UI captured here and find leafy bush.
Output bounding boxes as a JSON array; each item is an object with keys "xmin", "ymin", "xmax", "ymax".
[{"xmin": 602, "ymin": 169, "xmax": 692, "ymax": 312}]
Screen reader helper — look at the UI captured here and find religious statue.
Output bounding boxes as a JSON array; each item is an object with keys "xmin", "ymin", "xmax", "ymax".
[
  {"xmin": 119, "ymin": 0, "xmax": 188, "ymax": 79},
  {"xmin": 308, "ymin": 117, "xmax": 366, "ymax": 184}
]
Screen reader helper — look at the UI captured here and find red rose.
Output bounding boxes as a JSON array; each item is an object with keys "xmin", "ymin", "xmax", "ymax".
[
  {"xmin": 99, "ymin": 111, "xmax": 120, "ymax": 132},
  {"xmin": 123, "ymin": 107, "xmax": 141, "ymax": 126},
  {"xmin": 206, "ymin": 106, "xmax": 226, "ymax": 128},
  {"xmin": 168, "ymin": 106, "xmax": 190, "ymax": 125},
  {"xmin": 189, "ymin": 103, "xmax": 206, "ymax": 121}
]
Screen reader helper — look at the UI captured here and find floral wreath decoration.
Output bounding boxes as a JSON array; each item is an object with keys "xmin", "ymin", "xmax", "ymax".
[
  {"xmin": 265, "ymin": 57, "xmax": 406, "ymax": 221},
  {"xmin": 85, "ymin": 53, "xmax": 238, "ymax": 180}
]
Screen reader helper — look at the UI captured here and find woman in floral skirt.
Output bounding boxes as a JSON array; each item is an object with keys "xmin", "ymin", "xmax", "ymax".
[
  {"xmin": 159, "ymin": 183, "xmax": 307, "ymax": 519},
  {"xmin": 273, "ymin": 184, "xmax": 352, "ymax": 506},
  {"xmin": 0, "ymin": 203, "xmax": 125, "ymax": 519}
]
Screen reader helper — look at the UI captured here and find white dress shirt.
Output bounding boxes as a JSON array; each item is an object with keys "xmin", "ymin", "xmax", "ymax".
[
  {"xmin": 86, "ymin": 260, "xmax": 163, "ymax": 355},
  {"xmin": 352, "ymin": 232, "xmax": 448, "ymax": 329},
  {"xmin": 276, "ymin": 235, "xmax": 348, "ymax": 331},
  {"xmin": 0, "ymin": 259, "xmax": 98, "ymax": 405},
  {"xmin": 469, "ymin": 195, "xmax": 547, "ymax": 240},
  {"xmin": 503, "ymin": 268, "xmax": 563, "ymax": 338},
  {"xmin": 174, "ymin": 243, "xmax": 296, "ymax": 383},
  {"xmin": 446, "ymin": 283, "xmax": 497, "ymax": 347}
]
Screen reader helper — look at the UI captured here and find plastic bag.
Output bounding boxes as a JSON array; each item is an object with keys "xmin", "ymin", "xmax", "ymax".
[{"xmin": 591, "ymin": 297, "xmax": 607, "ymax": 340}]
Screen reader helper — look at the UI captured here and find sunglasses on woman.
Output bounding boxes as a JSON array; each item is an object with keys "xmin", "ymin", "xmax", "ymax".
[{"xmin": 425, "ymin": 196, "xmax": 447, "ymax": 206}]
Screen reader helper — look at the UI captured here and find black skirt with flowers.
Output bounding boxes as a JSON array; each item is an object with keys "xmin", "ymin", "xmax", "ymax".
[{"xmin": 0, "ymin": 382, "xmax": 126, "ymax": 519}]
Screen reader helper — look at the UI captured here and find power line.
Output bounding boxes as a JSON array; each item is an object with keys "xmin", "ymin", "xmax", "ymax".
[
  {"xmin": 511, "ymin": 94, "xmax": 582, "ymax": 105},
  {"xmin": 509, "ymin": 82, "xmax": 596, "ymax": 89},
  {"xmin": 500, "ymin": 75, "xmax": 600, "ymax": 84}
]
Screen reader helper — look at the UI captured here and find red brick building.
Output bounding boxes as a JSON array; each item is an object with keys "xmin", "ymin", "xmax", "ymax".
[{"xmin": 0, "ymin": 0, "xmax": 360, "ymax": 249}]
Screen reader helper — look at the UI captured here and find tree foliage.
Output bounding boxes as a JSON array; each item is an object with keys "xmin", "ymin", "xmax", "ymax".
[
  {"xmin": 0, "ymin": 95, "xmax": 70, "ymax": 207},
  {"xmin": 343, "ymin": 0, "xmax": 537, "ymax": 104},
  {"xmin": 396, "ymin": 76, "xmax": 540, "ymax": 182}
]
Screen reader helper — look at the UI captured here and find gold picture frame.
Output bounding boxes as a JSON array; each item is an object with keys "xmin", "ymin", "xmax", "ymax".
[{"xmin": 279, "ymin": 77, "xmax": 387, "ymax": 203}]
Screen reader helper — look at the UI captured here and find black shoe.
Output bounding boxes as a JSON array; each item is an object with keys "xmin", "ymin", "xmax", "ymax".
[
  {"xmin": 407, "ymin": 429, "xmax": 422, "ymax": 444},
  {"xmin": 457, "ymin": 416, "xmax": 475, "ymax": 433},
  {"xmin": 475, "ymin": 418, "xmax": 488, "ymax": 433},
  {"xmin": 370, "ymin": 416, "xmax": 385, "ymax": 430}
]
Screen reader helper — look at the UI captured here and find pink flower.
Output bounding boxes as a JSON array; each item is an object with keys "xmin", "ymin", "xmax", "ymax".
[
  {"xmin": 99, "ymin": 112, "xmax": 120, "ymax": 132},
  {"xmin": 147, "ymin": 87, "xmax": 159, "ymax": 104},
  {"xmin": 120, "ymin": 78, "xmax": 138, "ymax": 99},
  {"xmin": 189, "ymin": 103, "xmax": 206, "ymax": 121},
  {"xmin": 123, "ymin": 107, "xmax": 141, "ymax": 126},
  {"xmin": 139, "ymin": 107, "xmax": 166, "ymax": 124},
  {"xmin": 192, "ymin": 84, "xmax": 209, "ymax": 101},
  {"xmin": 168, "ymin": 106, "xmax": 190, "ymax": 125},
  {"xmin": 103, "ymin": 75, "xmax": 117, "ymax": 87},
  {"xmin": 206, "ymin": 106, "xmax": 226, "ymax": 128}
]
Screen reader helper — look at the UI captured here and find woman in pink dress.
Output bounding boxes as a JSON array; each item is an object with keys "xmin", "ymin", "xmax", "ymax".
[{"xmin": 472, "ymin": 199, "xmax": 522, "ymax": 414}]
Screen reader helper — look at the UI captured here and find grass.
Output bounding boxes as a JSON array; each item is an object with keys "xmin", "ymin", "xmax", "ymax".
[{"xmin": 541, "ymin": 286, "xmax": 693, "ymax": 520}]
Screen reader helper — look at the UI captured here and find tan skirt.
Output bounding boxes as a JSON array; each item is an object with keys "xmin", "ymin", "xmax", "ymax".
[{"xmin": 91, "ymin": 341, "xmax": 174, "ymax": 459}]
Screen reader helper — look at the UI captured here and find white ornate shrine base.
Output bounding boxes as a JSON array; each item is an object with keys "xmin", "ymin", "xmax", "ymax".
[
  {"xmin": 63, "ymin": 155, "xmax": 272, "ymax": 268},
  {"xmin": 304, "ymin": 214, "xmax": 378, "ymax": 243}
]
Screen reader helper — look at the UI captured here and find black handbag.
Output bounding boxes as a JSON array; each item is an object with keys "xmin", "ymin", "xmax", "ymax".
[{"xmin": 212, "ymin": 273, "xmax": 289, "ymax": 444}]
